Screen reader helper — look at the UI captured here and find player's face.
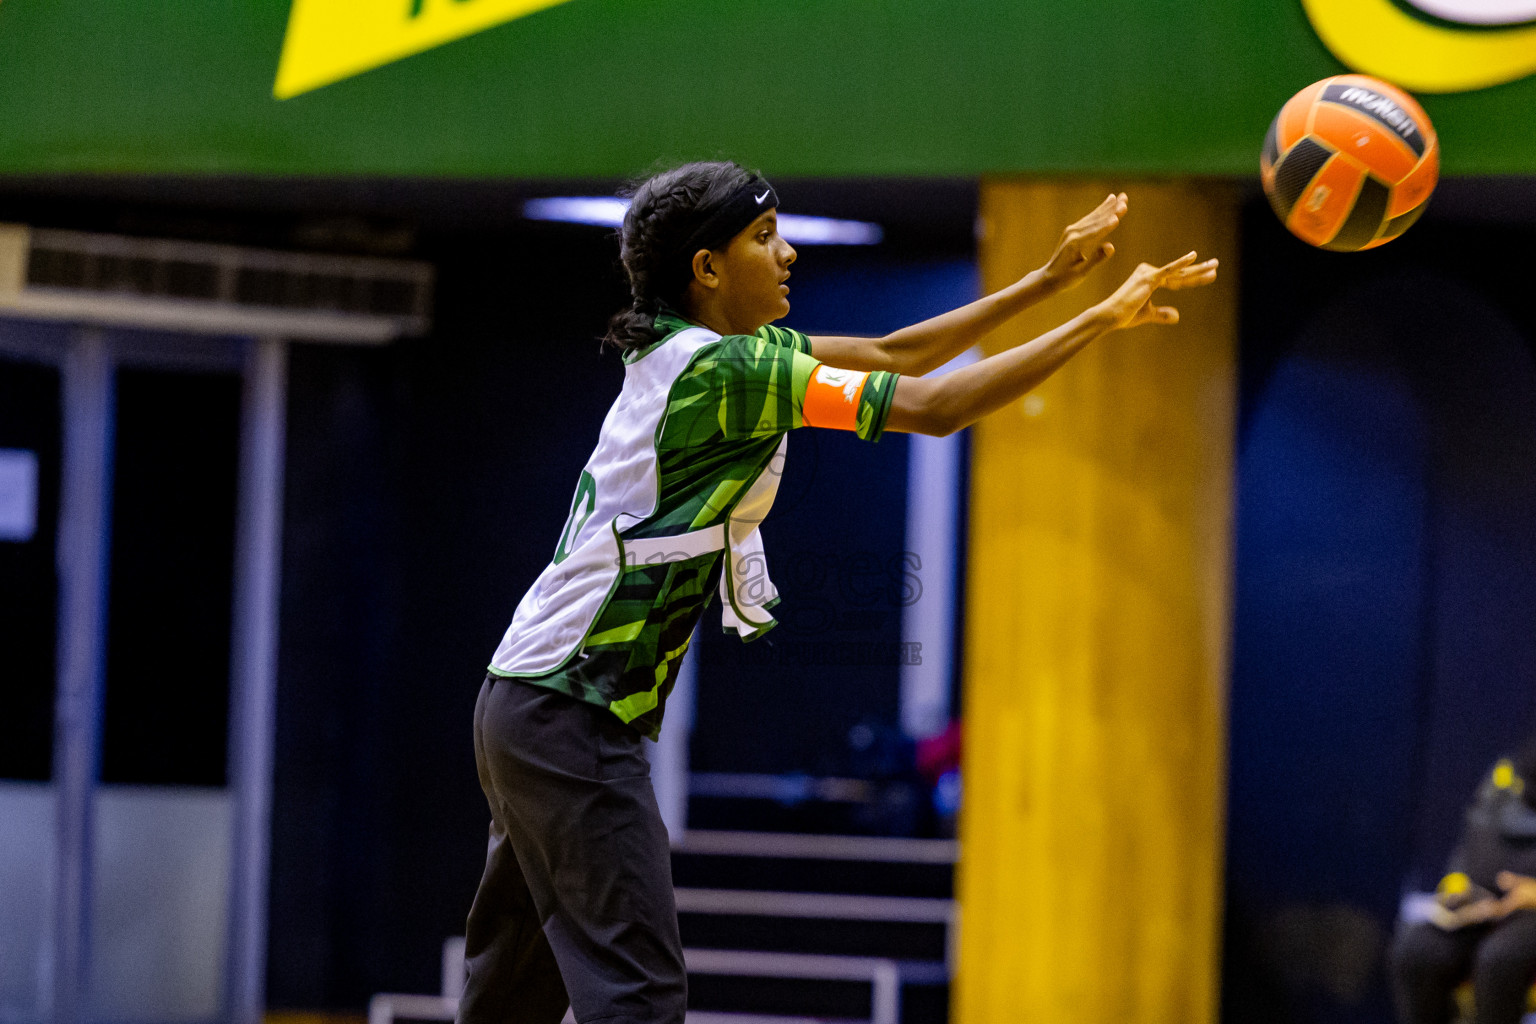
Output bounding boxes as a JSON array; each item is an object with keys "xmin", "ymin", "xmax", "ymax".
[{"xmin": 715, "ymin": 209, "xmax": 796, "ymax": 329}]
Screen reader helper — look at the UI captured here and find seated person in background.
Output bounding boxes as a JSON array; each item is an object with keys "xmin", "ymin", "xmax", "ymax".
[{"xmin": 1392, "ymin": 736, "xmax": 1536, "ymax": 1024}]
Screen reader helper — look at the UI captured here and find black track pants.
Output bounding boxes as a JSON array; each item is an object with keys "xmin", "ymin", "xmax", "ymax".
[
  {"xmin": 457, "ymin": 674, "xmax": 687, "ymax": 1024},
  {"xmin": 1391, "ymin": 912, "xmax": 1536, "ymax": 1024}
]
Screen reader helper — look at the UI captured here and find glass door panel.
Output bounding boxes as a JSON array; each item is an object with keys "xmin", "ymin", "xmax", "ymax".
[
  {"xmin": 88, "ymin": 363, "xmax": 242, "ymax": 1023},
  {"xmin": 0, "ymin": 340, "xmax": 64, "ymax": 1024}
]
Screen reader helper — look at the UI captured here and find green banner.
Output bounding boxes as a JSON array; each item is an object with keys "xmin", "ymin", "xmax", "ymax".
[{"xmin": 0, "ymin": 0, "xmax": 1532, "ymax": 178}]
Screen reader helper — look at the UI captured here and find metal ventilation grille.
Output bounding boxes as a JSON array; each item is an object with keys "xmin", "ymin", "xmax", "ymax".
[{"xmin": 24, "ymin": 228, "xmax": 432, "ymax": 330}]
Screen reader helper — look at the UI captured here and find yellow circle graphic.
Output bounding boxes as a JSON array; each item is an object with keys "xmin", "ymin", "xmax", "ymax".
[{"xmin": 1303, "ymin": 0, "xmax": 1536, "ymax": 91}]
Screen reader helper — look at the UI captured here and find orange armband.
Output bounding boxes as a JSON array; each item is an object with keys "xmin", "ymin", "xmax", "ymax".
[{"xmin": 802, "ymin": 364, "xmax": 869, "ymax": 432}]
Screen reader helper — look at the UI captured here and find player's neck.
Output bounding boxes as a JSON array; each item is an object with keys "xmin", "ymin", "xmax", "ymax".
[{"xmin": 681, "ymin": 298, "xmax": 763, "ymax": 339}]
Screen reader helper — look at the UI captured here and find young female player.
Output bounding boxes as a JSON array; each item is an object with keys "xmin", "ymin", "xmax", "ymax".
[{"xmin": 459, "ymin": 161, "xmax": 1218, "ymax": 1024}]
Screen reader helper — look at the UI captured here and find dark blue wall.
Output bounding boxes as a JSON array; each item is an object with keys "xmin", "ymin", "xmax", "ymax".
[
  {"xmin": 1224, "ymin": 205, "xmax": 1536, "ymax": 1024},
  {"xmin": 272, "ymin": 222, "xmax": 627, "ymax": 1005}
]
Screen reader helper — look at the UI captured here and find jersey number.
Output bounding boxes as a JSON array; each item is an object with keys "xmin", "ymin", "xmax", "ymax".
[{"xmin": 553, "ymin": 471, "xmax": 596, "ymax": 565}]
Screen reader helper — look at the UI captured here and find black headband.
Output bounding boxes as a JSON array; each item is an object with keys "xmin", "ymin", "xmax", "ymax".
[{"xmin": 676, "ymin": 175, "xmax": 779, "ymax": 259}]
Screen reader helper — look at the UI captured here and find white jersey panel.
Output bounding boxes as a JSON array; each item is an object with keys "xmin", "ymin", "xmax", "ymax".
[
  {"xmin": 719, "ymin": 435, "xmax": 785, "ymax": 638},
  {"xmin": 491, "ymin": 327, "xmax": 719, "ymax": 676}
]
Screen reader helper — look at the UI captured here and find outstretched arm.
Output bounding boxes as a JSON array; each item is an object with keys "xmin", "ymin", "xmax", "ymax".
[
  {"xmin": 885, "ymin": 251, "xmax": 1219, "ymax": 437},
  {"xmin": 808, "ymin": 193, "xmax": 1127, "ymax": 376}
]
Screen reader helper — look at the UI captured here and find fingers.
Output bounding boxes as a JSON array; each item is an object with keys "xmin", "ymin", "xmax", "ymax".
[
  {"xmin": 1078, "ymin": 193, "xmax": 1125, "ymax": 240},
  {"xmin": 1093, "ymin": 192, "xmax": 1126, "ymax": 216},
  {"xmin": 1067, "ymin": 195, "xmax": 1114, "ymax": 235},
  {"xmin": 1141, "ymin": 252, "xmax": 1217, "ymax": 298},
  {"xmin": 1163, "ymin": 258, "xmax": 1220, "ymax": 290},
  {"xmin": 1082, "ymin": 242, "xmax": 1114, "ymax": 269},
  {"xmin": 1157, "ymin": 251, "xmax": 1201, "ymax": 276},
  {"xmin": 1122, "ymin": 300, "xmax": 1180, "ymax": 329},
  {"xmin": 1134, "ymin": 304, "xmax": 1178, "ymax": 326}
]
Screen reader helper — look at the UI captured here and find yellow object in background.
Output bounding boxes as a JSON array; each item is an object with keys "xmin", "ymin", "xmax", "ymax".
[
  {"xmin": 0, "ymin": 223, "xmax": 27, "ymax": 302},
  {"xmin": 1438, "ymin": 872, "xmax": 1471, "ymax": 898},
  {"xmin": 957, "ymin": 180, "xmax": 1237, "ymax": 1024},
  {"xmin": 274, "ymin": 0, "xmax": 575, "ymax": 99},
  {"xmin": 1491, "ymin": 758, "xmax": 1526, "ymax": 796},
  {"xmin": 1303, "ymin": 0, "xmax": 1536, "ymax": 92}
]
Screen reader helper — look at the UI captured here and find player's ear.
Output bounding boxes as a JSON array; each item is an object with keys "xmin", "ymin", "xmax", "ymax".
[{"xmin": 691, "ymin": 248, "xmax": 719, "ymax": 290}]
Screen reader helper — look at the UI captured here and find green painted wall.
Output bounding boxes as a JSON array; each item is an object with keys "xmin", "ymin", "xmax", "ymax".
[{"xmin": 0, "ymin": 0, "xmax": 1531, "ymax": 178}]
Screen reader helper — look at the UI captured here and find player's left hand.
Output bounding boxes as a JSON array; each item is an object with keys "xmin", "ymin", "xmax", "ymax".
[
  {"xmin": 1095, "ymin": 251, "xmax": 1220, "ymax": 331},
  {"xmin": 1495, "ymin": 871, "xmax": 1536, "ymax": 915},
  {"xmin": 1039, "ymin": 192, "xmax": 1127, "ymax": 291}
]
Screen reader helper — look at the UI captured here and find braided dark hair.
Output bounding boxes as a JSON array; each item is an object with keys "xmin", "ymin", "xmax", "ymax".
[{"xmin": 604, "ymin": 161, "xmax": 762, "ymax": 353}]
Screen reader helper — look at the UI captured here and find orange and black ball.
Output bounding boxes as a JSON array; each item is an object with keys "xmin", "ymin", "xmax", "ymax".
[{"xmin": 1261, "ymin": 74, "xmax": 1439, "ymax": 252}]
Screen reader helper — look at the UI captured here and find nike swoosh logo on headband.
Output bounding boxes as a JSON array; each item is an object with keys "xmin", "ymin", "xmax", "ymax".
[{"xmin": 755, "ymin": 189, "xmax": 771, "ymax": 204}]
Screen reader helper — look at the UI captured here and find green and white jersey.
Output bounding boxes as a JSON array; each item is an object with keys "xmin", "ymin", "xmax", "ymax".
[{"xmin": 489, "ymin": 313, "xmax": 899, "ymax": 739}]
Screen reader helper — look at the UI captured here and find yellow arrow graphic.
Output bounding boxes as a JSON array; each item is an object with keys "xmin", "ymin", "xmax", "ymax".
[
  {"xmin": 275, "ymin": 0, "xmax": 576, "ymax": 99},
  {"xmin": 1303, "ymin": 0, "xmax": 1536, "ymax": 92}
]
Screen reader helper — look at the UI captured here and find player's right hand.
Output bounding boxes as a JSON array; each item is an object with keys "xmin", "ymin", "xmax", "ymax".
[{"xmin": 1094, "ymin": 251, "xmax": 1219, "ymax": 331}]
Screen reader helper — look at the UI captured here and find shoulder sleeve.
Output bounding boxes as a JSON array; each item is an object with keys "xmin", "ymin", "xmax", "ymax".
[
  {"xmin": 756, "ymin": 323, "xmax": 814, "ymax": 355},
  {"xmin": 799, "ymin": 362, "xmax": 900, "ymax": 443},
  {"xmin": 673, "ymin": 334, "xmax": 900, "ymax": 444},
  {"xmin": 675, "ymin": 334, "xmax": 817, "ymax": 442}
]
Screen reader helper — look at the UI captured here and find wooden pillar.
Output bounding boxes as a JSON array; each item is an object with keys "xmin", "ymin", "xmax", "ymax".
[{"xmin": 955, "ymin": 179, "xmax": 1238, "ymax": 1024}]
